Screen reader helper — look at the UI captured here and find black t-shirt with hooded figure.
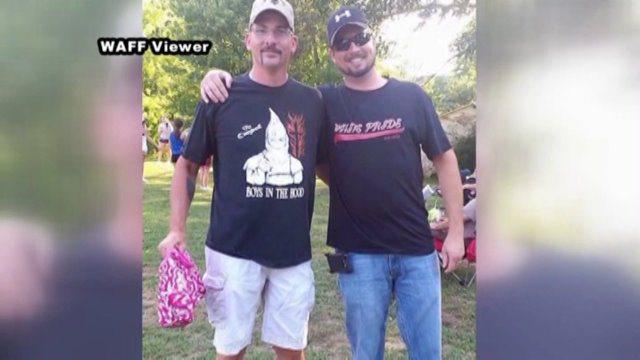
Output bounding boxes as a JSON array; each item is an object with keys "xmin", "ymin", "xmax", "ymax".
[{"xmin": 183, "ymin": 74, "xmax": 324, "ymax": 268}]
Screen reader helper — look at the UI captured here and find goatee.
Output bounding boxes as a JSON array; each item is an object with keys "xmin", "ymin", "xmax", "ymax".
[{"xmin": 339, "ymin": 57, "xmax": 376, "ymax": 78}]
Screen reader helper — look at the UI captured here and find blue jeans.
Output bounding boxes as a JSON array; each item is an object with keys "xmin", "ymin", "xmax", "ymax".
[{"xmin": 338, "ymin": 252, "xmax": 441, "ymax": 360}]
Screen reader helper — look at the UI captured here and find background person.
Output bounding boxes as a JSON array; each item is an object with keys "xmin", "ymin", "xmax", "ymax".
[
  {"xmin": 169, "ymin": 118, "xmax": 185, "ymax": 165},
  {"xmin": 156, "ymin": 117, "xmax": 173, "ymax": 162}
]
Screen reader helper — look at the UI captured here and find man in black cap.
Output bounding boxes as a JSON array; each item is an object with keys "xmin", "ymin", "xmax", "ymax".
[
  {"xmin": 319, "ymin": 7, "xmax": 463, "ymax": 359},
  {"xmin": 200, "ymin": 6, "xmax": 464, "ymax": 359}
]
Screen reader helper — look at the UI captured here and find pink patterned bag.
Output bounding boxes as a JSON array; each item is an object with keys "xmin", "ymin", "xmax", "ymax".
[{"xmin": 157, "ymin": 248, "xmax": 206, "ymax": 328}]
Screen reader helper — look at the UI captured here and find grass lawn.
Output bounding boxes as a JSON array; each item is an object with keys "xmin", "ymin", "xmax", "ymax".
[{"xmin": 143, "ymin": 161, "xmax": 475, "ymax": 359}]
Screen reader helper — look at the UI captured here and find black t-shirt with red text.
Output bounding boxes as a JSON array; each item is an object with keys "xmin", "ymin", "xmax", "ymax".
[{"xmin": 319, "ymin": 79, "xmax": 451, "ymax": 254}]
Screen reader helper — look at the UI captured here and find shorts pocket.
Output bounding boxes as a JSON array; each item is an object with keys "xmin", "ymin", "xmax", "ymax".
[
  {"xmin": 273, "ymin": 279, "xmax": 315, "ymax": 345},
  {"xmin": 290, "ymin": 278, "xmax": 315, "ymax": 314},
  {"xmin": 203, "ymin": 274, "xmax": 226, "ymax": 327}
]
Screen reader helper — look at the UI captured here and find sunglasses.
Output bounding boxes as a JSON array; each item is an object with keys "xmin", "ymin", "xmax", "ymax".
[{"xmin": 332, "ymin": 30, "xmax": 372, "ymax": 51}]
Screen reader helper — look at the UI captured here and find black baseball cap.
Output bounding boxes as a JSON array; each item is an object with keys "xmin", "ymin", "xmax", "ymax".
[{"xmin": 326, "ymin": 6, "xmax": 369, "ymax": 47}]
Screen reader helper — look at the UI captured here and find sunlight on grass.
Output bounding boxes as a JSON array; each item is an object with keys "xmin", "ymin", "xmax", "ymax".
[{"xmin": 144, "ymin": 160, "xmax": 176, "ymax": 178}]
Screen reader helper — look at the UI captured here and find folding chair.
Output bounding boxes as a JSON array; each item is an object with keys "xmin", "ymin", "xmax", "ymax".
[{"xmin": 433, "ymin": 236, "xmax": 476, "ymax": 287}]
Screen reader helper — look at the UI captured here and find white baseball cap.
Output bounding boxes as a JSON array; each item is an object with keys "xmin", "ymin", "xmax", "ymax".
[{"xmin": 249, "ymin": 0, "xmax": 295, "ymax": 31}]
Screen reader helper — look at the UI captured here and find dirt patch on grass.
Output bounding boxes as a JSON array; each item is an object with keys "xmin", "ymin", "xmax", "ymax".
[{"xmin": 442, "ymin": 309, "xmax": 461, "ymax": 327}]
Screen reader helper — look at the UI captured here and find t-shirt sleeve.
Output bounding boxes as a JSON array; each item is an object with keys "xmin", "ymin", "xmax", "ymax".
[
  {"xmin": 418, "ymin": 88, "xmax": 452, "ymax": 160},
  {"xmin": 182, "ymin": 100, "xmax": 217, "ymax": 165}
]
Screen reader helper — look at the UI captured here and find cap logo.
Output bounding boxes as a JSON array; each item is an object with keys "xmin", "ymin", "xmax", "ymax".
[{"xmin": 335, "ymin": 10, "xmax": 351, "ymax": 23}]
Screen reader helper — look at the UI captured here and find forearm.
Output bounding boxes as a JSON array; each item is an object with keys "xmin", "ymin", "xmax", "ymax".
[
  {"xmin": 433, "ymin": 150, "xmax": 464, "ymax": 236},
  {"xmin": 168, "ymin": 157, "xmax": 199, "ymax": 234}
]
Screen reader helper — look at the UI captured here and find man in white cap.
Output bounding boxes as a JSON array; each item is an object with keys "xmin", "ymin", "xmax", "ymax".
[{"xmin": 158, "ymin": 1, "xmax": 324, "ymax": 358}]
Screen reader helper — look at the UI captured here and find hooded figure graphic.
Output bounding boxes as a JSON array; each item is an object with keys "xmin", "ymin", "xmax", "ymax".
[{"xmin": 243, "ymin": 108, "xmax": 303, "ymax": 186}]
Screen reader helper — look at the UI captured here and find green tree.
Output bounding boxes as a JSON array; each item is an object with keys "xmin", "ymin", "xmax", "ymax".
[
  {"xmin": 423, "ymin": 18, "xmax": 476, "ymax": 113},
  {"xmin": 143, "ymin": 0, "xmax": 198, "ymax": 132},
  {"xmin": 142, "ymin": 0, "xmax": 477, "ymax": 130},
  {"xmin": 454, "ymin": 131, "xmax": 476, "ymax": 171}
]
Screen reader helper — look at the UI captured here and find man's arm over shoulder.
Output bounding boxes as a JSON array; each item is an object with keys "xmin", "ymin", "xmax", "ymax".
[{"xmin": 200, "ymin": 69, "xmax": 234, "ymax": 104}]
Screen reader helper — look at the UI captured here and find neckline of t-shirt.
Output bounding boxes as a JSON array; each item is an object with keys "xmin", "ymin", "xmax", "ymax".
[
  {"xmin": 242, "ymin": 73, "xmax": 292, "ymax": 91},
  {"xmin": 341, "ymin": 78, "xmax": 395, "ymax": 95}
]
